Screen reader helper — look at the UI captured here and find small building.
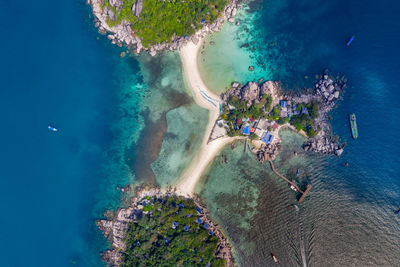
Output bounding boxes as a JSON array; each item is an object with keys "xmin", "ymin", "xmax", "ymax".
[
  {"xmin": 242, "ymin": 126, "xmax": 251, "ymax": 135},
  {"xmin": 195, "ymin": 218, "xmax": 202, "ymax": 224},
  {"xmin": 172, "ymin": 221, "xmax": 178, "ymax": 229},
  {"xmin": 261, "ymin": 132, "xmax": 274, "ymax": 145},
  {"xmin": 293, "ymin": 110, "xmax": 300, "ymax": 116},
  {"xmin": 183, "ymin": 226, "xmax": 190, "ymax": 232},
  {"xmin": 301, "ymin": 107, "xmax": 309, "ymax": 115},
  {"xmin": 203, "ymin": 223, "xmax": 209, "ymax": 229},
  {"xmin": 280, "ymin": 100, "xmax": 288, "ymax": 108},
  {"xmin": 280, "ymin": 110, "xmax": 288, "ymax": 118}
]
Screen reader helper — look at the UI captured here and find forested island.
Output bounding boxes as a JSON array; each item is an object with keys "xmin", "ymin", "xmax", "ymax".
[
  {"xmin": 97, "ymin": 188, "xmax": 233, "ymax": 266},
  {"xmin": 209, "ymin": 71, "xmax": 347, "ymax": 160},
  {"xmin": 88, "ymin": 0, "xmax": 238, "ymax": 55}
]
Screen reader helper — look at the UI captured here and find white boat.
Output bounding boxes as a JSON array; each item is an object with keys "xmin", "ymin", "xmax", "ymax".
[{"xmin": 48, "ymin": 125, "xmax": 58, "ymax": 132}]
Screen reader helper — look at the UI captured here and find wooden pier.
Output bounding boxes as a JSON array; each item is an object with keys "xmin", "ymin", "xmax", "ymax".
[
  {"xmin": 268, "ymin": 160, "xmax": 312, "ymax": 202},
  {"xmin": 298, "ymin": 184, "xmax": 312, "ymax": 203}
]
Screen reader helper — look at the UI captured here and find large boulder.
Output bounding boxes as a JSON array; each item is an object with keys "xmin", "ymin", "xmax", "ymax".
[
  {"xmin": 260, "ymin": 81, "xmax": 278, "ymax": 96},
  {"xmin": 134, "ymin": 0, "xmax": 143, "ymax": 17},
  {"xmin": 105, "ymin": 7, "xmax": 116, "ymax": 21},
  {"xmin": 240, "ymin": 82, "xmax": 259, "ymax": 103},
  {"xmin": 109, "ymin": 0, "xmax": 123, "ymax": 11}
]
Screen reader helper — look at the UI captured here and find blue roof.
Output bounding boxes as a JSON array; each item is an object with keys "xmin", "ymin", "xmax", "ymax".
[
  {"xmin": 243, "ymin": 126, "xmax": 251, "ymax": 135},
  {"xmin": 196, "ymin": 207, "xmax": 202, "ymax": 213},
  {"xmin": 172, "ymin": 221, "xmax": 178, "ymax": 229},
  {"xmin": 184, "ymin": 226, "xmax": 189, "ymax": 231},
  {"xmin": 196, "ymin": 218, "xmax": 202, "ymax": 224},
  {"xmin": 301, "ymin": 107, "xmax": 309, "ymax": 115},
  {"xmin": 179, "ymin": 203, "xmax": 185, "ymax": 208},
  {"xmin": 171, "ymin": 202, "xmax": 177, "ymax": 208},
  {"xmin": 201, "ymin": 19, "xmax": 206, "ymax": 23},
  {"xmin": 261, "ymin": 132, "xmax": 274, "ymax": 145},
  {"xmin": 203, "ymin": 223, "xmax": 209, "ymax": 229},
  {"xmin": 280, "ymin": 100, "xmax": 288, "ymax": 108},
  {"xmin": 294, "ymin": 110, "xmax": 300, "ymax": 116},
  {"xmin": 164, "ymin": 238, "xmax": 169, "ymax": 244},
  {"xmin": 208, "ymin": 230, "xmax": 213, "ymax": 235}
]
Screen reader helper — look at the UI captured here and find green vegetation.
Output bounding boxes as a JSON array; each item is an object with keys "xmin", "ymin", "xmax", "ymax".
[
  {"xmin": 220, "ymin": 93, "xmax": 319, "ymax": 138},
  {"xmin": 122, "ymin": 196, "xmax": 225, "ymax": 266},
  {"xmin": 103, "ymin": 0, "xmax": 228, "ymax": 47}
]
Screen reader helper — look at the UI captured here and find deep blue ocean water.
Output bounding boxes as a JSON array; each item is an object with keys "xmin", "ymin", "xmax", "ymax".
[{"xmin": 0, "ymin": 1, "xmax": 144, "ymax": 266}]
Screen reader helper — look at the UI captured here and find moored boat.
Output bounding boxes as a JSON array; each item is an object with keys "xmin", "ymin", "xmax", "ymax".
[
  {"xmin": 349, "ymin": 114, "xmax": 358, "ymax": 139},
  {"xmin": 271, "ymin": 253, "xmax": 279, "ymax": 264}
]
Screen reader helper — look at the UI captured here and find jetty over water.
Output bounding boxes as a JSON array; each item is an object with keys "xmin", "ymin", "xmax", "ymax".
[{"xmin": 268, "ymin": 160, "xmax": 311, "ymax": 203}]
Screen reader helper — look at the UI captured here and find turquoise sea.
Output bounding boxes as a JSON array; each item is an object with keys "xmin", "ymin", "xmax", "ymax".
[
  {"xmin": 198, "ymin": 0, "xmax": 400, "ymax": 266},
  {"xmin": 0, "ymin": 1, "xmax": 207, "ymax": 266},
  {"xmin": 1, "ymin": 0, "xmax": 400, "ymax": 266}
]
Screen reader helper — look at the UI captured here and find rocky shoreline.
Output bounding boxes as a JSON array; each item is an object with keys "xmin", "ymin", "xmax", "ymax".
[
  {"xmin": 220, "ymin": 70, "xmax": 346, "ymax": 158},
  {"xmin": 87, "ymin": 0, "xmax": 239, "ymax": 56},
  {"xmin": 96, "ymin": 186, "xmax": 234, "ymax": 266}
]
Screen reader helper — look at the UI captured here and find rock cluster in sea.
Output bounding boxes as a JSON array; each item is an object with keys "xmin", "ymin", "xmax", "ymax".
[
  {"xmin": 87, "ymin": 0, "xmax": 239, "ymax": 56},
  {"xmin": 254, "ymin": 142, "xmax": 281, "ymax": 162}
]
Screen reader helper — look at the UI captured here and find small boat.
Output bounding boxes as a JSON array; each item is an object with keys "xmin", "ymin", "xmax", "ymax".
[
  {"xmin": 48, "ymin": 125, "xmax": 58, "ymax": 132},
  {"xmin": 271, "ymin": 253, "xmax": 279, "ymax": 264},
  {"xmin": 346, "ymin": 35, "xmax": 355, "ymax": 46},
  {"xmin": 349, "ymin": 114, "xmax": 358, "ymax": 139}
]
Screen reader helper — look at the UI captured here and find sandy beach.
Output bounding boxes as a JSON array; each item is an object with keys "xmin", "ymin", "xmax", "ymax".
[{"xmin": 175, "ymin": 39, "xmax": 235, "ymax": 197}]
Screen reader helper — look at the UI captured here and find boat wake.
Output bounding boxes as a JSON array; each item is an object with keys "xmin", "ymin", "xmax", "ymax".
[{"xmin": 296, "ymin": 206, "xmax": 308, "ymax": 267}]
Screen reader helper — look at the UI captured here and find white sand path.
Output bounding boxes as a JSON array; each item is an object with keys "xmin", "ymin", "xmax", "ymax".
[{"xmin": 175, "ymin": 39, "xmax": 237, "ymax": 197}]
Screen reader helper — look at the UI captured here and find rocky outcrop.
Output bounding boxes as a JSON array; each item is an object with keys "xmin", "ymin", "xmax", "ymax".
[
  {"xmin": 88, "ymin": 0, "xmax": 239, "ymax": 55},
  {"xmin": 221, "ymin": 80, "xmax": 281, "ymax": 105},
  {"xmin": 303, "ymin": 136, "xmax": 345, "ymax": 156},
  {"xmin": 131, "ymin": 0, "xmax": 143, "ymax": 17},
  {"xmin": 109, "ymin": 0, "xmax": 123, "ymax": 11},
  {"xmin": 254, "ymin": 142, "xmax": 281, "ymax": 162}
]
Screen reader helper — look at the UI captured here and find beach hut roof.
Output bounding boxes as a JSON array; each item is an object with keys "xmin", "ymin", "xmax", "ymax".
[
  {"xmin": 208, "ymin": 230, "xmax": 213, "ymax": 235},
  {"xmin": 196, "ymin": 218, "xmax": 202, "ymax": 224},
  {"xmin": 196, "ymin": 207, "xmax": 202, "ymax": 213},
  {"xmin": 261, "ymin": 132, "xmax": 274, "ymax": 144},
  {"xmin": 243, "ymin": 126, "xmax": 251, "ymax": 135},
  {"xmin": 203, "ymin": 223, "xmax": 209, "ymax": 229}
]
